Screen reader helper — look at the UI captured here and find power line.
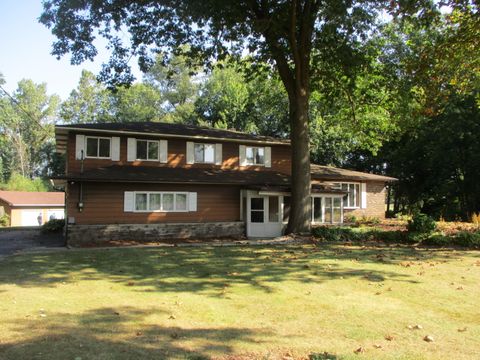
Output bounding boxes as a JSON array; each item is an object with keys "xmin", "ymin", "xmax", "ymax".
[{"xmin": 0, "ymin": 84, "xmax": 53, "ymax": 139}]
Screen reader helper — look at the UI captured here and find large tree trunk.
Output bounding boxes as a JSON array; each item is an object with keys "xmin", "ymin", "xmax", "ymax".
[{"xmin": 286, "ymin": 91, "xmax": 311, "ymax": 234}]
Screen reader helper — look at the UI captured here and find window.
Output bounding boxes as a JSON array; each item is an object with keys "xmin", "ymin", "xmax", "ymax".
[
  {"xmin": 334, "ymin": 182, "xmax": 360, "ymax": 208},
  {"xmin": 136, "ymin": 140, "xmax": 159, "ymax": 160},
  {"xmin": 86, "ymin": 137, "xmax": 111, "ymax": 158},
  {"xmin": 245, "ymin": 146, "xmax": 265, "ymax": 165},
  {"xmin": 133, "ymin": 192, "xmax": 189, "ymax": 212},
  {"xmin": 312, "ymin": 196, "xmax": 343, "ymax": 224},
  {"xmin": 194, "ymin": 143, "xmax": 215, "ymax": 163}
]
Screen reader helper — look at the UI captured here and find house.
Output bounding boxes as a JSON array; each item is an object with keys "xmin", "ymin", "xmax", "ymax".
[
  {"xmin": 0, "ymin": 191, "xmax": 65, "ymax": 227},
  {"xmin": 53, "ymin": 122, "xmax": 396, "ymax": 246}
]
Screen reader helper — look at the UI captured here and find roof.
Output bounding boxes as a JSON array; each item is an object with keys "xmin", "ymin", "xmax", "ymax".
[
  {"xmin": 56, "ymin": 166, "xmax": 292, "ymax": 186},
  {"xmin": 0, "ymin": 191, "xmax": 65, "ymax": 207},
  {"xmin": 55, "ymin": 121, "xmax": 290, "ymax": 153},
  {"xmin": 311, "ymin": 164, "xmax": 397, "ymax": 182}
]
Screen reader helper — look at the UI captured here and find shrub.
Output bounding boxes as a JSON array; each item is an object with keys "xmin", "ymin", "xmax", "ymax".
[
  {"xmin": 454, "ymin": 231, "xmax": 480, "ymax": 248},
  {"xmin": 422, "ymin": 234, "xmax": 451, "ymax": 247},
  {"xmin": 358, "ymin": 216, "xmax": 381, "ymax": 225},
  {"xmin": 407, "ymin": 213, "xmax": 437, "ymax": 234},
  {"xmin": 0, "ymin": 214, "xmax": 9, "ymax": 227},
  {"xmin": 42, "ymin": 218, "xmax": 65, "ymax": 233},
  {"xmin": 344, "ymin": 214, "xmax": 357, "ymax": 224}
]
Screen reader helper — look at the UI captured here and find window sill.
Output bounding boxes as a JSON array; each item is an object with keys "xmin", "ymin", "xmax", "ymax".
[{"xmin": 85, "ymin": 156, "xmax": 111, "ymax": 160}]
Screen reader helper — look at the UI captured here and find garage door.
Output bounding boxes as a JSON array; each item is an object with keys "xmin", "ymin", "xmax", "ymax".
[
  {"xmin": 21, "ymin": 210, "xmax": 43, "ymax": 226},
  {"xmin": 47, "ymin": 210, "xmax": 64, "ymax": 221}
]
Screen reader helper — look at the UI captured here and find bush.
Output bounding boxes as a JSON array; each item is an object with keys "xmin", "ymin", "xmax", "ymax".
[
  {"xmin": 42, "ymin": 218, "xmax": 65, "ymax": 233},
  {"xmin": 312, "ymin": 226, "xmax": 408, "ymax": 244},
  {"xmin": 454, "ymin": 231, "xmax": 480, "ymax": 248},
  {"xmin": 344, "ymin": 214, "xmax": 357, "ymax": 224},
  {"xmin": 472, "ymin": 212, "xmax": 480, "ymax": 225},
  {"xmin": 422, "ymin": 234, "xmax": 451, "ymax": 247},
  {"xmin": 407, "ymin": 213, "xmax": 437, "ymax": 234},
  {"xmin": 0, "ymin": 213, "xmax": 9, "ymax": 227}
]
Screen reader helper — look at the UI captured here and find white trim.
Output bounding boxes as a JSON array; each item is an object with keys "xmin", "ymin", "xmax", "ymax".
[
  {"xmin": 188, "ymin": 192, "xmax": 197, "ymax": 212},
  {"xmin": 85, "ymin": 136, "xmax": 112, "ymax": 159},
  {"xmin": 186, "ymin": 142, "xmax": 194, "ymax": 164},
  {"xmin": 239, "ymin": 145, "xmax": 247, "ymax": 166},
  {"xmin": 111, "ymin": 137, "xmax": 120, "ymax": 161},
  {"xmin": 127, "ymin": 138, "xmax": 136, "ymax": 161},
  {"xmin": 124, "ymin": 191, "xmax": 134, "ymax": 212},
  {"xmin": 159, "ymin": 140, "xmax": 168, "ymax": 163},
  {"xmin": 57, "ymin": 127, "xmax": 289, "ymax": 145},
  {"xmin": 215, "ymin": 143, "xmax": 222, "ymax": 165},
  {"xmin": 264, "ymin": 146, "xmax": 271, "ymax": 168},
  {"xmin": 361, "ymin": 182, "xmax": 367, "ymax": 209},
  {"xmin": 75, "ymin": 134, "xmax": 85, "ymax": 160}
]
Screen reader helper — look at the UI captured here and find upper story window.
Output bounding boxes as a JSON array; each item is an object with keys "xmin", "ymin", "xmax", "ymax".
[
  {"xmin": 246, "ymin": 146, "xmax": 265, "ymax": 165},
  {"xmin": 85, "ymin": 136, "xmax": 111, "ymax": 159},
  {"xmin": 136, "ymin": 139, "xmax": 159, "ymax": 161},
  {"xmin": 194, "ymin": 143, "xmax": 215, "ymax": 164},
  {"xmin": 333, "ymin": 182, "xmax": 360, "ymax": 208}
]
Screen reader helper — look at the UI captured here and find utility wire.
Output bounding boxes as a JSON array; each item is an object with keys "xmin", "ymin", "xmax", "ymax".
[{"xmin": 0, "ymin": 84, "xmax": 53, "ymax": 139}]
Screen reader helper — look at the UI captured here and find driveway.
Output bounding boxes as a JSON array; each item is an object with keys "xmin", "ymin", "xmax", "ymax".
[{"xmin": 0, "ymin": 229, "xmax": 65, "ymax": 258}]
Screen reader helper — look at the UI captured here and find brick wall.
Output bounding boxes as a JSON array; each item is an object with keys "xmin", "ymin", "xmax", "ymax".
[
  {"xmin": 67, "ymin": 221, "xmax": 245, "ymax": 247},
  {"xmin": 344, "ymin": 181, "xmax": 386, "ymax": 219}
]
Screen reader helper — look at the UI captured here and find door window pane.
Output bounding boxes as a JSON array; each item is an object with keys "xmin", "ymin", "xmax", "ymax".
[
  {"xmin": 251, "ymin": 198, "xmax": 264, "ymax": 210},
  {"xmin": 250, "ymin": 198, "xmax": 264, "ymax": 223},
  {"xmin": 333, "ymin": 197, "xmax": 342, "ymax": 223},
  {"xmin": 283, "ymin": 196, "xmax": 291, "ymax": 222},
  {"xmin": 148, "ymin": 141, "xmax": 159, "ymax": 160},
  {"xmin": 324, "ymin": 197, "xmax": 332, "ymax": 223},
  {"xmin": 86, "ymin": 138, "xmax": 98, "ymax": 157},
  {"xmin": 268, "ymin": 196, "xmax": 279, "ymax": 222},
  {"xmin": 313, "ymin": 197, "xmax": 323, "ymax": 223},
  {"xmin": 136, "ymin": 140, "xmax": 148, "ymax": 159},
  {"xmin": 176, "ymin": 193, "xmax": 187, "ymax": 211},
  {"xmin": 135, "ymin": 193, "xmax": 147, "ymax": 211},
  {"xmin": 149, "ymin": 194, "xmax": 161, "ymax": 211},
  {"xmin": 163, "ymin": 193, "xmax": 174, "ymax": 211}
]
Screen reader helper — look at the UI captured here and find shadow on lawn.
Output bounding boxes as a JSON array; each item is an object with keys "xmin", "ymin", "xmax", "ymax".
[
  {"xmin": 0, "ymin": 306, "xmax": 269, "ymax": 360},
  {"xmin": 0, "ymin": 244, "xmax": 464, "ymax": 294}
]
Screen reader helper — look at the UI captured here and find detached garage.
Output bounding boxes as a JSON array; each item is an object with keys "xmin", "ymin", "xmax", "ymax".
[{"xmin": 0, "ymin": 191, "xmax": 65, "ymax": 227}]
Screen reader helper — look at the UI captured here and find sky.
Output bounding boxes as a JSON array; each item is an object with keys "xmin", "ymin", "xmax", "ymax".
[{"xmin": 0, "ymin": 0, "xmax": 141, "ymax": 100}]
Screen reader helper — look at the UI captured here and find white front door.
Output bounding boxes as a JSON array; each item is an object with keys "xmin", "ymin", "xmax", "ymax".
[{"xmin": 247, "ymin": 195, "xmax": 282, "ymax": 238}]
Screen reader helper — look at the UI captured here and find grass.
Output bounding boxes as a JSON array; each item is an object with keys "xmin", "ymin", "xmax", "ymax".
[{"xmin": 0, "ymin": 244, "xmax": 479, "ymax": 359}]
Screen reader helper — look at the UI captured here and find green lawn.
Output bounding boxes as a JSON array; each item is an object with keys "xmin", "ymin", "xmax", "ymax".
[{"xmin": 0, "ymin": 244, "xmax": 479, "ymax": 359}]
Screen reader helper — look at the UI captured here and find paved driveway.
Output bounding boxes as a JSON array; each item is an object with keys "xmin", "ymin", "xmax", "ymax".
[{"xmin": 0, "ymin": 229, "xmax": 65, "ymax": 258}]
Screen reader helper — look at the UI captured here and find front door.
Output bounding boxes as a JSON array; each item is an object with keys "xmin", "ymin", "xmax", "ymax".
[{"xmin": 247, "ymin": 195, "xmax": 282, "ymax": 238}]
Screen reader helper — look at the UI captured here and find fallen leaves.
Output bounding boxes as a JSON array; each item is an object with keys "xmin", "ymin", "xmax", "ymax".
[
  {"xmin": 384, "ymin": 335, "xmax": 394, "ymax": 341},
  {"xmin": 423, "ymin": 335, "xmax": 434, "ymax": 342},
  {"xmin": 458, "ymin": 327, "xmax": 467, "ymax": 332},
  {"xmin": 354, "ymin": 346, "xmax": 365, "ymax": 354}
]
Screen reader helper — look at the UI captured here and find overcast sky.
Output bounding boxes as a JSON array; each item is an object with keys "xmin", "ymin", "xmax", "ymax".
[{"xmin": 0, "ymin": 0, "xmax": 141, "ymax": 100}]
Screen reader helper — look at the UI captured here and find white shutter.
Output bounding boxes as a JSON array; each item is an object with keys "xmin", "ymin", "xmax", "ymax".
[
  {"xmin": 124, "ymin": 192, "xmax": 134, "ymax": 212},
  {"xmin": 188, "ymin": 192, "xmax": 197, "ymax": 211},
  {"xmin": 186, "ymin": 141, "xmax": 194, "ymax": 164},
  {"xmin": 361, "ymin": 182, "xmax": 367, "ymax": 209},
  {"xmin": 127, "ymin": 138, "xmax": 136, "ymax": 161},
  {"xmin": 75, "ymin": 135, "xmax": 85, "ymax": 160},
  {"xmin": 264, "ymin": 146, "xmax": 271, "ymax": 168},
  {"xmin": 111, "ymin": 137, "xmax": 120, "ymax": 161},
  {"xmin": 159, "ymin": 140, "xmax": 168, "ymax": 163},
  {"xmin": 215, "ymin": 143, "xmax": 222, "ymax": 165},
  {"xmin": 239, "ymin": 145, "xmax": 246, "ymax": 166}
]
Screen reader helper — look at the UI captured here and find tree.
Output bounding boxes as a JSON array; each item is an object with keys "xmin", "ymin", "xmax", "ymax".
[
  {"xmin": 41, "ymin": 0, "xmax": 449, "ymax": 233},
  {"xmin": 111, "ymin": 83, "xmax": 163, "ymax": 123},
  {"xmin": 144, "ymin": 50, "xmax": 199, "ymax": 123},
  {"xmin": 0, "ymin": 79, "xmax": 59, "ymax": 179},
  {"xmin": 60, "ymin": 70, "xmax": 112, "ymax": 123}
]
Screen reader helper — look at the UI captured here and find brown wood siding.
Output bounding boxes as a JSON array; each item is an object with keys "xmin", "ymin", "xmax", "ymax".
[
  {"xmin": 67, "ymin": 182, "xmax": 241, "ymax": 225},
  {"xmin": 67, "ymin": 132, "xmax": 291, "ymax": 175}
]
